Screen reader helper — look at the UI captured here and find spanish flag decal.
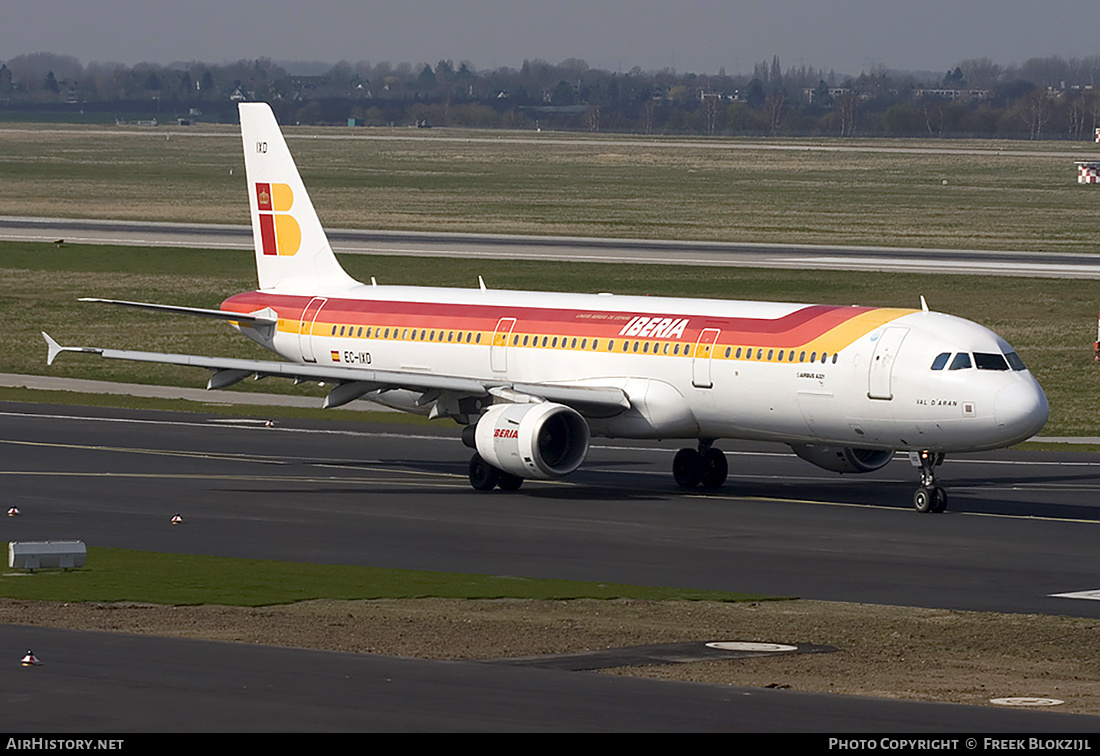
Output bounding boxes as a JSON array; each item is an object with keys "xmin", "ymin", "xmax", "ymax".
[
  {"xmin": 330, "ymin": 350, "xmax": 340, "ymax": 362},
  {"xmin": 256, "ymin": 182, "xmax": 301, "ymax": 256}
]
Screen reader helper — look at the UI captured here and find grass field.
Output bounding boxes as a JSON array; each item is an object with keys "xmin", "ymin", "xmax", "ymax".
[
  {"xmin": 0, "ymin": 545, "xmax": 770, "ymax": 605},
  {"xmin": 1, "ymin": 122, "xmax": 1099, "ymax": 435},
  {"xmin": 3, "ymin": 123, "xmax": 1100, "ymax": 252},
  {"xmin": 2, "ymin": 239, "xmax": 1098, "ymax": 436}
]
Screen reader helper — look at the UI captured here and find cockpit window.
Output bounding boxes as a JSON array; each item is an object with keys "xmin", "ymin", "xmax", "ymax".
[
  {"xmin": 930, "ymin": 352, "xmax": 950, "ymax": 370},
  {"xmin": 1004, "ymin": 351, "xmax": 1027, "ymax": 371},
  {"xmin": 974, "ymin": 352, "xmax": 1010, "ymax": 371},
  {"xmin": 948, "ymin": 352, "xmax": 972, "ymax": 371}
]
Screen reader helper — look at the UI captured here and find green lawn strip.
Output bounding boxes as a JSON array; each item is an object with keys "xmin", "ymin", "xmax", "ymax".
[
  {"xmin": 0, "ymin": 546, "xmax": 781, "ymax": 606},
  {"xmin": 0, "ymin": 386, "xmax": 436, "ymax": 426}
]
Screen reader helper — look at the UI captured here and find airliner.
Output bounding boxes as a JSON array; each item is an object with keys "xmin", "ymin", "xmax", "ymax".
[{"xmin": 43, "ymin": 102, "xmax": 1049, "ymax": 512}]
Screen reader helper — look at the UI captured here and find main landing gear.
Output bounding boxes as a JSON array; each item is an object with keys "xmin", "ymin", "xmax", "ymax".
[
  {"xmin": 913, "ymin": 450, "xmax": 947, "ymax": 513},
  {"xmin": 673, "ymin": 440, "xmax": 728, "ymax": 489},
  {"xmin": 468, "ymin": 453, "xmax": 524, "ymax": 491}
]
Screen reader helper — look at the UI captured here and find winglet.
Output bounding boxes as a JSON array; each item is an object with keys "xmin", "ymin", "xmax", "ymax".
[
  {"xmin": 42, "ymin": 331, "xmax": 64, "ymax": 366},
  {"xmin": 42, "ymin": 332, "xmax": 102, "ymax": 366}
]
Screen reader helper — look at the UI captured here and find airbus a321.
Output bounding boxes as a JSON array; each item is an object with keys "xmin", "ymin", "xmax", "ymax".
[{"xmin": 43, "ymin": 102, "xmax": 1049, "ymax": 512}]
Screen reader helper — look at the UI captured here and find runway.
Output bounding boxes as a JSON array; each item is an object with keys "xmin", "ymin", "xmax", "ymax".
[
  {"xmin": 4, "ymin": 401, "xmax": 1100, "ymax": 731},
  {"xmin": 5, "ymin": 402, "xmax": 1100, "ymax": 615},
  {"xmin": 4, "ymin": 215, "xmax": 1100, "ymax": 279}
]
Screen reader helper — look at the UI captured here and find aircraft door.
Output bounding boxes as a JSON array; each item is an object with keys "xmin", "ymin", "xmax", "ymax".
[
  {"xmin": 491, "ymin": 317, "xmax": 516, "ymax": 373},
  {"xmin": 691, "ymin": 328, "xmax": 721, "ymax": 388},
  {"xmin": 867, "ymin": 326, "xmax": 908, "ymax": 400},
  {"xmin": 298, "ymin": 297, "xmax": 327, "ymax": 363}
]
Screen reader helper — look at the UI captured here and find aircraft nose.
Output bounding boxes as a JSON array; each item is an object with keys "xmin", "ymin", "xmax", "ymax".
[{"xmin": 994, "ymin": 379, "xmax": 1049, "ymax": 442}]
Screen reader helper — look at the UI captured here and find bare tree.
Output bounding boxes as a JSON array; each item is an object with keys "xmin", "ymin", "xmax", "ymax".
[
  {"xmin": 835, "ymin": 93, "xmax": 860, "ymax": 136},
  {"xmin": 1018, "ymin": 88, "xmax": 1053, "ymax": 139},
  {"xmin": 702, "ymin": 94, "xmax": 721, "ymax": 135}
]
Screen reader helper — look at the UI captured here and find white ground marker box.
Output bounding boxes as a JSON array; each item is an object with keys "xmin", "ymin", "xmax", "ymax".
[{"xmin": 8, "ymin": 541, "xmax": 86, "ymax": 570}]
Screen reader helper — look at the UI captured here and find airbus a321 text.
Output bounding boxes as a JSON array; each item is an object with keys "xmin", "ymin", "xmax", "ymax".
[{"xmin": 42, "ymin": 102, "xmax": 1049, "ymax": 512}]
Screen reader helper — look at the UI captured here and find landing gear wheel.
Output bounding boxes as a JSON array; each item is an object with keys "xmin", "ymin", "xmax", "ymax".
[
  {"xmin": 931, "ymin": 486, "xmax": 947, "ymax": 513},
  {"xmin": 468, "ymin": 453, "xmax": 500, "ymax": 491},
  {"xmin": 913, "ymin": 450, "xmax": 948, "ymax": 513},
  {"xmin": 497, "ymin": 471, "xmax": 524, "ymax": 491},
  {"xmin": 673, "ymin": 448, "xmax": 704, "ymax": 489},
  {"xmin": 700, "ymin": 448, "xmax": 728, "ymax": 488}
]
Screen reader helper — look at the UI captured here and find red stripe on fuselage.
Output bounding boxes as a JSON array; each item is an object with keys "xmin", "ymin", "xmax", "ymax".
[{"xmin": 221, "ymin": 291, "xmax": 880, "ymax": 346}]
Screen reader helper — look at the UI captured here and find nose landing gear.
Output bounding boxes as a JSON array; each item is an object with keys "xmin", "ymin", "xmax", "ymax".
[{"xmin": 913, "ymin": 450, "xmax": 947, "ymax": 513}]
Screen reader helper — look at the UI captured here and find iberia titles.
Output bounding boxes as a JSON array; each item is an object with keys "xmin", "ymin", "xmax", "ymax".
[{"xmin": 618, "ymin": 316, "xmax": 690, "ymax": 339}]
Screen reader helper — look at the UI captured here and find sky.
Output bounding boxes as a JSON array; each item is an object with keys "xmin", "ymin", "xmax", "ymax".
[{"xmin": 5, "ymin": 0, "xmax": 1100, "ymax": 77}]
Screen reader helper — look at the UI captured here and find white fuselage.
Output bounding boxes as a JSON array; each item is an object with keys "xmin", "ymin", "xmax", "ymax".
[{"xmin": 223, "ymin": 283, "xmax": 1048, "ymax": 453}]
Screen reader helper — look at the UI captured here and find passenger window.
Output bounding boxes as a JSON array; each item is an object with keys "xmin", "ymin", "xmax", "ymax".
[
  {"xmin": 948, "ymin": 353, "xmax": 972, "ymax": 370},
  {"xmin": 974, "ymin": 352, "xmax": 1009, "ymax": 371},
  {"xmin": 1005, "ymin": 352, "xmax": 1027, "ymax": 371},
  {"xmin": 735, "ymin": 347, "xmax": 742, "ymax": 358},
  {"xmin": 339, "ymin": 326, "xmax": 346, "ymax": 336},
  {"xmin": 930, "ymin": 352, "xmax": 950, "ymax": 370}
]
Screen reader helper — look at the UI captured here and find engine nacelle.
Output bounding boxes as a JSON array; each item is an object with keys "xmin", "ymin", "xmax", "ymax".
[
  {"xmin": 465, "ymin": 403, "xmax": 590, "ymax": 480},
  {"xmin": 789, "ymin": 444, "xmax": 893, "ymax": 474}
]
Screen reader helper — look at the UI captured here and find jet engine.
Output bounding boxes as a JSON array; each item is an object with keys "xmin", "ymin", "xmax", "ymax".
[
  {"xmin": 789, "ymin": 444, "xmax": 893, "ymax": 474},
  {"xmin": 463, "ymin": 402, "xmax": 590, "ymax": 480}
]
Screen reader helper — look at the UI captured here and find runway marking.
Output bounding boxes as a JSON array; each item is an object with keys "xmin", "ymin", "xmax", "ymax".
[
  {"xmin": 1049, "ymin": 590, "xmax": 1100, "ymax": 601},
  {"xmin": 688, "ymin": 491, "xmax": 1100, "ymax": 524}
]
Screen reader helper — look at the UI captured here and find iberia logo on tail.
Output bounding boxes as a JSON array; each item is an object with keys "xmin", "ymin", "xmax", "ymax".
[{"xmin": 255, "ymin": 182, "xmax": 301, "ymax": 256}]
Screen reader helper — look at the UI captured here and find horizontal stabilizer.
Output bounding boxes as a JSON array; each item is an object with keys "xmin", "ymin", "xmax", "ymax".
[{"xmin": 78, "ymin": 298, "xmax": 278, "ymax": 327}]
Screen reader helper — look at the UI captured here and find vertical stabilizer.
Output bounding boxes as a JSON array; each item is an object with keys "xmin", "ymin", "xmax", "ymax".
[{"xmin": 239, "ymin": 102, "xmax": 358, "ymax": 293}]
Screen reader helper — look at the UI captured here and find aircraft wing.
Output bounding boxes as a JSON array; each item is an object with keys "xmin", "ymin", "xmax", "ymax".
[{"xmin": 41, "ymin": 332, "xmax": 629, "ymax": 415}]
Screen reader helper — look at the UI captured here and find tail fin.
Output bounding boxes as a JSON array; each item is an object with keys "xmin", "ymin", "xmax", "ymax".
[{"xmin": 239, "ymin": 102, "xmax": 358, "ymax": 293}]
